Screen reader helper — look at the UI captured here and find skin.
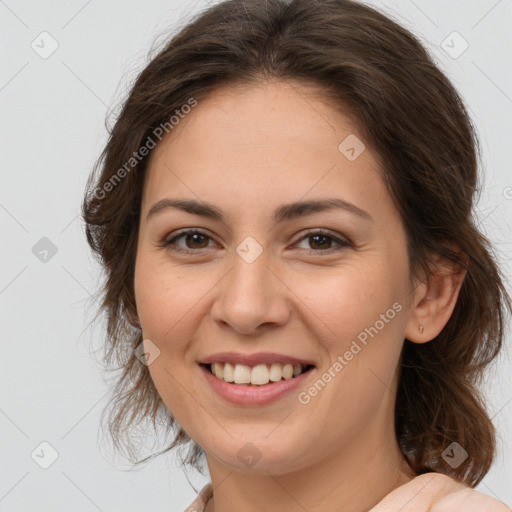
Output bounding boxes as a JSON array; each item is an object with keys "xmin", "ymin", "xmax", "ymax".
[{"xmin": 133, "ymin": 80, "xmax": 507, "ymax": 511}]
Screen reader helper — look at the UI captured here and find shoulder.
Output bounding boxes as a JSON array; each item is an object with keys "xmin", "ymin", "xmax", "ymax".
[
  {"xmin": 370, "ymin": 473, "xmax": 511, "ymax": 511},
  {"xmin": 183, "ymin": 482, "xmax": 213, "ymax": 512}
]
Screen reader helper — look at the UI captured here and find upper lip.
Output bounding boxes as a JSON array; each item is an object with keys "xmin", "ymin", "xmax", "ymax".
[{"xmin": 198, "ymin": 352, "xmax": 316, "ymax": 367}]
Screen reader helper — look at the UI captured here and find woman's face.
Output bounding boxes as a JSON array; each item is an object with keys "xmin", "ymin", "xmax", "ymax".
[{"xmin": 134, "ymin": 80, "xmax": 417, "ymax": 475}]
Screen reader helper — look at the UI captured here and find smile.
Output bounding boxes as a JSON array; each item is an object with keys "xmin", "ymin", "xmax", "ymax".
[
  {"xmin": 205, "ymin": 362, "xmax": 314, "ymax": 386},
  {"xmin": 199, "ymin": 362, "xmax": 316, "ymax": 406}
]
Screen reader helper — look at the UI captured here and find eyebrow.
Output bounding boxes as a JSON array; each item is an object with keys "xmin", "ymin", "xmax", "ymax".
[{"xmin": 146, "ymin": 197, "xmax": 373, "ymax": 224}]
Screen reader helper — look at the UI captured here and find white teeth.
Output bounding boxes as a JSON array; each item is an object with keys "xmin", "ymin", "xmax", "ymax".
[
  {"xmin": 213, "ymin": 362, "xmax": 224, "ymax": 379},
  {"xmin": 251, "ymin": 364, "xmax": 269, "ymax": 385},
  {"xmin": 223, "ymin": 362, "xmax": 234, "ymax": 382},
  {"xmin": 282, "ymin": 364, "xmax": 294, "ymax": 379},
  {"xmin": 233, "ymin": 364, "xmax": 251, "ymax": 384},
  {"xmin": 209, "ymin": 362, "xmax": 309, "ymax": 385},
  {"xmin": 269, "ymin": 363, "xmax": 283, "ymax": 382}
]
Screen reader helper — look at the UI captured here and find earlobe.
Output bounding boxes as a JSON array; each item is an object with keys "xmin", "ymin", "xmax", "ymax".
[{"xmin": 405, "ymin": 254, "xmax": 467, "ymax": 344}]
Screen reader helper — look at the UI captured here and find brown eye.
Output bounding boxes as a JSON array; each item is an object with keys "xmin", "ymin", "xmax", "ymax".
[
  {"xmin": 163, "ymin": 229, "xmax": 215, "ymax": 252},
  {"xmin": 295, "ymin": 230, "xmax": 351, "ymax": 253},
  {"xmin": 308, "ymin": 234, "xmax": 333, "ymax": 250},
  {"xmin": 183, "ymin": 233, "xmax": 210, "ymax": 249}
]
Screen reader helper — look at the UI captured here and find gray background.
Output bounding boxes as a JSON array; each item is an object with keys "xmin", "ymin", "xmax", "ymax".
[{"xmin": 1, "ymin": 0, "xmax": 511, "ymax": 510}]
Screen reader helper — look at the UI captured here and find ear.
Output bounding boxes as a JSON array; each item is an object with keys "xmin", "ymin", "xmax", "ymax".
[{"xmin": 405, "ymin": 248, "xmax": 468, "ymax": 344}]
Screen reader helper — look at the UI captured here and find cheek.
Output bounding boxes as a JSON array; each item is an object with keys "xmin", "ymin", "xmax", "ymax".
[
  {"xmin": 293, "ymin": 259, "xmax": 401, "ymax": 347},
  {"xmin": 294, "ymin": 265, "xmax": 406, "ymax": 434},
  {"xmin": 134, "ymin": 254, "xmax": 209, "ymax": 348},
  {"xmin": 292, "ymin": 256, "xmax": 408, "ymax": 412},
  {"xmin": 133, "ymin": 257, "xmax": 209, "ymax": 425}
]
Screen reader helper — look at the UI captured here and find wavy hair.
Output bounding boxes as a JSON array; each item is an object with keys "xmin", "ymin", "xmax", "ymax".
[{"xmin": 82, "ymin": 0, "xmax": 511, "ymax": 486}]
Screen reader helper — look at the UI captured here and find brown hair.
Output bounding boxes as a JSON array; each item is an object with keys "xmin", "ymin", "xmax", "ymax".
[{"xmin": 82, "ymin": 0, "xmax": 511, "ymax": 486}]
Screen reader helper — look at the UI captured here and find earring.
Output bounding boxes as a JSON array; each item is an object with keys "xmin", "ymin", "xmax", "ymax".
[{"xmin": 418, "ymin": 324, "xmax": 424, "ymax": 333}]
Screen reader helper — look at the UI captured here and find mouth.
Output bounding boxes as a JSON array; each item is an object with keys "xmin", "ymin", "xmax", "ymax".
[{"xmin": 199, "ymin": 362, "xmax": 315, "ymax": 386}]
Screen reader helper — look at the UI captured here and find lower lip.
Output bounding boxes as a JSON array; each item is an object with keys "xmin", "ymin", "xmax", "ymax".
[{"xmin": 199, "ymin": 364, "xmax": 315, "ymax": 406}]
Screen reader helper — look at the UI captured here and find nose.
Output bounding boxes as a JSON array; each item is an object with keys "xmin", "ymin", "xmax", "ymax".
[{"xmin": 210, "ymin": 246, "xmax": 291, "ymax": 335}]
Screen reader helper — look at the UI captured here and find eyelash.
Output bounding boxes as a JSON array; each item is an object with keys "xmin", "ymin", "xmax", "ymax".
[{"xmin": 161, "ymin": 228, "xmax": 351, "ymax": 255}]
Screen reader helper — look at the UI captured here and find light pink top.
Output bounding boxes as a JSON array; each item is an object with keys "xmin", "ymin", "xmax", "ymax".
[{"xmin": 184, "ymin": 483, "xmax": 213, "ymax": 512}]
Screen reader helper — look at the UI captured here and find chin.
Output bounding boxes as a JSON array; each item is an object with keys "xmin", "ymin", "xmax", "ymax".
[{"xmin": 206, "ymin": 436, "xmax": 313, "ymax": 476}]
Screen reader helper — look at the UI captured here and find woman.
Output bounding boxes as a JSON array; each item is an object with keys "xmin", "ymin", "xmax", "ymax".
[{"xmin": 82, "ymin": 0, "xmax": 512, "ymax": 510}]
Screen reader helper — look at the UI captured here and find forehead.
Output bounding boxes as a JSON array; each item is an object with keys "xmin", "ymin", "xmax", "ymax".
[
  {"xmin": 161, "ymin": 79, "xmax": 367, "ymax": 158},
  {"xmin": 141, "ymin": 80, "xmax": 392, "ymax": 224}
]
